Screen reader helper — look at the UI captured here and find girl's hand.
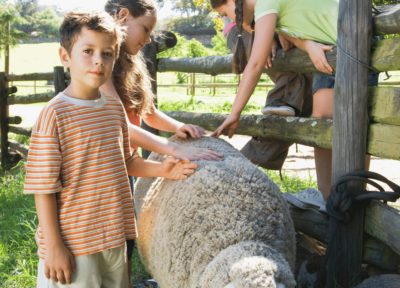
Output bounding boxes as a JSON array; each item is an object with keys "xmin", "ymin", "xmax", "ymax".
[
  {"xmin": 160, "ymin": 157, "xmax": 197, "ymax": 180},
  {"xmin": 265, "ymin": 39, "xmax": 279, "ymax": 68},
  {"xmin": 173, "ymin": 146, "xmax": 223, "ymax": 161},
  {"xmin": 176, "ymin": 124, "xmax": 205, "ymax": 138},
  {"xmin": 210, "ymin": 114, "xmax": 240, "ymax": 138},
  {"xmin": 304, "ymin": 40, "xmax": 334, "ymax": 74},
  {"xmin": 45, "ymin": 242, "xmax": 76, "ymax": 285},
  {"xmin": 278, "ymin": 34, "xmax": 294, "ymax": 52}
]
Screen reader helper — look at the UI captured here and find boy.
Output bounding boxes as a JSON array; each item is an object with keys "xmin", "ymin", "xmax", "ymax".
[{"xmin": 23, "ymin": 11, "xmax": 197, "ymax": 288}]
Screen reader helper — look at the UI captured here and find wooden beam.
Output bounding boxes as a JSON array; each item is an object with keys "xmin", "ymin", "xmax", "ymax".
[
  {"xmin": 368, "ymin": 87, "xmax": 400, "ymax": 126},
  {"xmin": 8, "ymin": 116, "xmax": 22, "ymax": 125},
  {"xmin": 54, "ymin": 67, "xmax": 67, "ymax": 95},
  {"xmin": 5, "ymin": 71, "xmax": 70, "ymax": 82},
  {"xmin": 155, "ymin": 31, "xmax": 177, "ymax": 54},
  {"xmin": 8, "ymin": 140, "xmax": 29, "ymax": 156},
  {"xmin": 8, "ymin": 126, "xmax": 32, "ymax": 137},
  {"xmin": 157, "ymin": 37, "xmax": 400, "ymax": 75},
  {"xmin": 373, "ymin": 4, "xmax": 400, "ymax": 36},
  {"xmin": 0, "ymin": 72, "xmax": 8, "ymax": 169},
  {"xmin": 7, "ymin": 91, "xmax": 55, "ymax": 105}
]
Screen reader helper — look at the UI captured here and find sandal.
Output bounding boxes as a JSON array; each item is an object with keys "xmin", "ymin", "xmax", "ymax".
[{"xmin": 284, "ymin": 188, "xmax": 327, "ymax": 214}]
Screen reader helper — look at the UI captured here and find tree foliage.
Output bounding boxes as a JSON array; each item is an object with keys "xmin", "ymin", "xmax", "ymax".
[
  {"xmin": 211, "ymin": 31, "xmax": 230, "ymax": 55},
  {"xmin": 0, "ymin": 4, "xmax": 28, "ymax": 53}
]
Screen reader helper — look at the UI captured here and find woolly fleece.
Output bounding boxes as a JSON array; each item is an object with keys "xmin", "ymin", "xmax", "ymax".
[{"xmin": 134, "ymin": 136, "xmax": 296, "ymax": 288}]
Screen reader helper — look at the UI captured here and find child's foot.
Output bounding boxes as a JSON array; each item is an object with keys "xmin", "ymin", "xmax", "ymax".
[{"xmin": 261, "ymin": 102, "xmax": 295, "ymax": 116}]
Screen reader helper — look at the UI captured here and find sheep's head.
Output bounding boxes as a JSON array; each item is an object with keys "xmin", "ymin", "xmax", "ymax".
[{"xmin": 200, "ymin": 241, "xmax": 296, "ymax": 288}]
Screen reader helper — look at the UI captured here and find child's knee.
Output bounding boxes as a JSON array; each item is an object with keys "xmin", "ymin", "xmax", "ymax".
[{"xmin": 312, "ymin": 110, "xmax": 333, "ymax": 119}]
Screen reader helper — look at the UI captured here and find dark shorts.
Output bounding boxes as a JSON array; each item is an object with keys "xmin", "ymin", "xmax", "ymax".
[
  {"xmin": 312, "ymin": 72, "xmax": 380, "ymax": 95},
  {"xmin": 127, "ymin": 175, "xmax": 136, "ymax": 261}
]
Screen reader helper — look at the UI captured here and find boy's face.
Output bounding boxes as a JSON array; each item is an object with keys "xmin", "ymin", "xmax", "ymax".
[{"xmin": 60, "ymin": 27, "xmax": 116, "ymax": 90}]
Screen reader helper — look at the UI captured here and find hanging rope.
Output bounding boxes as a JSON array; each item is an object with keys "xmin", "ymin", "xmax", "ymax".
[{"xmin": 313, "ymin": 171, "xmax": 400, "ymax": 288}]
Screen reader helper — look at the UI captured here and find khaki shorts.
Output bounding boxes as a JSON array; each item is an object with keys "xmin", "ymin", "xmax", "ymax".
[{"xmin": 37, "ymin": 244, "xmax": 129, "ymax": 288}]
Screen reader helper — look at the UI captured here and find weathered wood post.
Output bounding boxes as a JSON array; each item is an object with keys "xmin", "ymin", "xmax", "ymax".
[
  {"xmin": 0, "ymin": 73, "xmax": 8, "ymax": 169},
  {"xmin": 53, "ymin": 66, "xmax": 67, "ymax": 95},
  {"xmin": 141, "ymin": 37, "xmax": 159, "ymax": 159},
  {"xmin": 328, "ymin": 0, "xmax": 372, "ymax": 287}
]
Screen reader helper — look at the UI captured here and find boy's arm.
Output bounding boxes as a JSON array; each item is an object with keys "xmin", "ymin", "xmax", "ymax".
[
  {"xmin": 35, "ymin": 194, "xmax": 76, "ymax": 285},
  {"xmin": 126, "ymin": 156, "xmax": 197, "ymax": 180}
]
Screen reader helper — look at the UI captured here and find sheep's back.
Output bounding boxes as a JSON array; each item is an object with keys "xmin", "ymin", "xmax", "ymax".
[{"xmin": 135, "ymin": 136, "xmax": 296, "ymax": 288}]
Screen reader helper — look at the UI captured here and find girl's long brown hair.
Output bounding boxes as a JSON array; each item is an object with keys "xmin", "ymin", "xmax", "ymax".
[
  {"xmin": 105, "ymin": 0, "xmax": 156, "ymax": 117},
  {"xmin": 210, "ymin": 0, "xmax": 251, "ymax": 74}
]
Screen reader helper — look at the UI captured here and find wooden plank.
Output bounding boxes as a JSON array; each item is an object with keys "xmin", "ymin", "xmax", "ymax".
[
  {"xmin": 8, "ymin": 116, "xmax": 22, "ymax": 125},
  {"xmin": 53, "ymin": 67, "xmax": 67, "ymax": 95},
  {"xmin": 373, "ymin": 4, "xmax": 400, "ymax": 36},
  {"xmin": 141, "ymin": 38, "xmax": 158, "ymax": 159},
  {"xmin": 368, "ymin": 87, "xmax": 400, "ymax": 125},
  {"xmin": 0, "ymin": 72, "xmax": 8, "ymax": 169},
  {"xmin": 7, "ymin": 91, "xmax": 55, "ymax": 105},
  {"xmin": 365, "ymin": 200, "xmax": 400, "ymax": 256},
  {"xmin": 8, "ymin": 140, "xmax": 29, "ymax": 156},
  {"xmin": 329, "ymin": 0, "xmax": 372, "ymax": 286},
  {"xmin": 157, "ymin": 37, "xmax": 400, "ymax": 75},
  {"xmin": 5, "ymin": 71, "xmax": 70, "ymax": 82},
  {"xmin": 162, "ymin": 111, "xmax": 333, "ymax": 149},
  {"xmin": 155, "ymin": 31, "xmax": 177, "ymax": 54},
  {"xmin": 8, "ymin": 126, "xmax": 32, "ymax": 137},
  {"xmin": 368, "ymin": 123, "xmax": 400, "ymax": 160}
]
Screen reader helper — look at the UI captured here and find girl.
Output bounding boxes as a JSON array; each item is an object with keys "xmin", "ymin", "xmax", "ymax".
[
  {"xmin": 210, "ymin": 0, "xmax": 375, "ymax": 201},
  {"xmin": 102, "ymin": 0, "xmax": 223, "ymax": 163},
  {"xmin": 101, "ymin": 1, "xmax": 222, "ymax": 287}
]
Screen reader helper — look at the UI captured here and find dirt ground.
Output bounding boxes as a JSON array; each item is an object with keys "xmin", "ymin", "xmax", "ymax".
[{"xmin": 220, "ymin": 134, "xmax": 400, "ymax": 195}]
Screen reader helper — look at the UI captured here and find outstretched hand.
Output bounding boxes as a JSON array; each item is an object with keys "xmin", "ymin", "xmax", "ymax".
[
  {"xmin": 161, "ymin": 157, "xmax": 198, "ymax": 180},
  {"xmin": 176, "ymin": 124, "xmax": 205, "ymax": 139},
  {"xmin": 174, "ymin": 146, "xmax": 223, "ymax": 161},
  {"xmin": 210, "ymin": 114, "xmax": 240, "ymax": 138},
  {"xmin": 305, "ymin": 41, "xmax": 334, "ymax": 74}
]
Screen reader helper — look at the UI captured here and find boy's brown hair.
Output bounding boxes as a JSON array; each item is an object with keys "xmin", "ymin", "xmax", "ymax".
[{"xmin": 60, "ymin": 11, "xmax": 126, "ymax": 58}]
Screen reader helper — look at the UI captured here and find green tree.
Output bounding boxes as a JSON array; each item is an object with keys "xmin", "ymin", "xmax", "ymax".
[
  {"xmin": 12, "ymin": 0, "xmax": 38, "ymax": 34},
  {"xmin": 212, "ymin": 31, "xmax": 230, "ymax": 55},
  {"xmin": 0, "ymin": 4, "xmax": 27, "ymax": 54},
  {"xmin": 373, "ymin": 0, "xmax": 399, "ymax": 6},
  {"xmin": 33, "ymin": 7, "xmax": 62, "ymax": 38}
]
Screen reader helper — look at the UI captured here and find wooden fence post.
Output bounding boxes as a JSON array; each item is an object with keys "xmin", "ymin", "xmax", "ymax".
[
  {"xmin": 53, "ymin": 66, "xmax": 67, "ymax": 95},
  {"xmin": 328, "ymin": 0, "xmax": 372, "ymax": 287},
  {"xmin": 0, "ymin": 73, "xmax": 8, "ymax": 169},
  {"xmin": 141, "ymin": 38, "xmax": 158, "ymax": 159},
  {"xmin": 192, "ymin": 73, "xmax": 195, "ymax": 96}
]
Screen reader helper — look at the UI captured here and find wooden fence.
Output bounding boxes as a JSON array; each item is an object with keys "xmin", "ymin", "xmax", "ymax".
[{"xmin": 1, "ymin": 3, "xmax": 400, "ymax": 286}]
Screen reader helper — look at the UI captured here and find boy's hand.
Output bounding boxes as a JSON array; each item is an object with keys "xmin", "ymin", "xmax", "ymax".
[
  {"xmin": 265, "ymin": 39, "xmax": 279, "ymax": 68},
  {"xmin": 278, "ymin": 34, "xmax": 294, "ymax": 52},
  {"xmin": 45, "ymin": 242, "xmax": 76, "ymax": 285},
  {"xmin": 161, "ymin": 157, "xmax": 198, "ymax": 180},
  {"xmin": 305, "ymin": 40, "xmax": 334, "ymax": 75},
  {"xmin": 210, "ymin": 114, "xmax": 240, "ymax": 138},
  {"xmin": 173, "ymin": 146, "xmax": 223, "ymax": 161},
  {"xmin": 176, "ymin": 124, "xmax": 205, "ymax": 139}
]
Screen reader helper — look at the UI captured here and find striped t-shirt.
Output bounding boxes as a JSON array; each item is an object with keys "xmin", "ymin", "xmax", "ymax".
[{"xmin": 23, "ymin": 91, "xmax": 138, "ymax": 259}]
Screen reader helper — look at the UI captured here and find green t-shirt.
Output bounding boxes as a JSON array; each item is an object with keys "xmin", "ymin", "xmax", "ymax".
[{"xmin": 254, "ymin": 0, "xmax": 339, "ymax": 45}]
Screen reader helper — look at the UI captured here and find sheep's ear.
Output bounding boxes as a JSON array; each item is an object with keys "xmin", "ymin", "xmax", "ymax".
[
  {"xmin": 277, "ymin": 284, "xmax": 286, "ymax": 288},
  {"xmin": 223, "ymin": 283, "xmax": 236, "ymax": 288}
]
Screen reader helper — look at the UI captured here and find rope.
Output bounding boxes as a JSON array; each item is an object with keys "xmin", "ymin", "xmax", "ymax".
[
  {"xmin": 336, "ymin": 41, "xmax": 379, "ymax": 73},
  {"xmin": 313, "ymin": 171, "xmax": 400, "ymax": 288}
]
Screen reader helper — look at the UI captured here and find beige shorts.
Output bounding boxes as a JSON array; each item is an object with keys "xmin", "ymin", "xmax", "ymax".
[{"xmin": 37, "ymin": 244, "xmax": 129, "ymax": 288}]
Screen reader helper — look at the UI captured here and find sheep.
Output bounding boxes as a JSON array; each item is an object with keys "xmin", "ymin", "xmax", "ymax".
[{"xmin": 134, "ymin": 136, "xmax": 296, "ymax": 288}]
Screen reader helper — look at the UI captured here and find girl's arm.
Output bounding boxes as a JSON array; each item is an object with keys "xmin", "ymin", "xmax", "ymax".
[
  {"xmin": 279, "ymin": 34, "xmax": 334, "ymax": 74},
  {"xmin": 143, "ymin": 105, "xmax": 205, "ymax": 138},
  {"xmin": 211, "ymin": 14, "xmax": 278, "ymax": 138},
  {"xmin": 128, "ymin": 123, "xmax": 222, "ymax": 161},
  {"xmin": 127, "ymin": 156, "xmax": 197, "ymax": 180}
]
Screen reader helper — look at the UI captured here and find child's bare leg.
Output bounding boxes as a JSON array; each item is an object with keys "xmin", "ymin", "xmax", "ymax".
[
  {"xmin": 313, "ymin": 89, "xmax": 334, "ymax": 200},
  {"xmin": 313, "ymin": 89, "xmax": 371, "ymax": 201}
]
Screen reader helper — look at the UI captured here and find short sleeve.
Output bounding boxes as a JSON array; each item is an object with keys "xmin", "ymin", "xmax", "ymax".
[
  {"xmin": 254, "ymin": 0, "xmax": 281, "ymax": 22},
  {"xmin": 24, "ymin": 106, "xmax": 62, "ymax": 194}
]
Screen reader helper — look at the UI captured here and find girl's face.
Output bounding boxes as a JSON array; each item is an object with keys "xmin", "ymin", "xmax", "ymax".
[
  {"xmin": 120, "ymin": 10, "xmax": 157, "ymax": 56},
  {"xmin": 214, "ymin": 0, "xmax": 236, "ymax": 23}
]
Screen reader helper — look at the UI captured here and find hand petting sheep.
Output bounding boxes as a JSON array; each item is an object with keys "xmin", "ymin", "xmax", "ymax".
[{"xmin": 134, "ymin": 136, "xmax": 297, "ymax": 288}]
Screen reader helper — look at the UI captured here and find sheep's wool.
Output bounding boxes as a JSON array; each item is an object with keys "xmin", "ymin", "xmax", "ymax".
[{"xmin": 135, "ymin": 136, "xmax": 296, "ymax": 288}]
